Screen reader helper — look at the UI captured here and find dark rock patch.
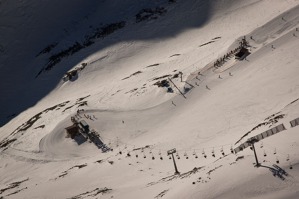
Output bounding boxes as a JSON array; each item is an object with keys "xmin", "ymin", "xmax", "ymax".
[
  {"xmin": 34, "ymin": 125, "xmax": 45, "ymax": 129},
  {"xmin": 69, "ymin": 187, "xmax": 112, "ymax": 199},
  {"xmin": 122, "ymin": 71, "xmax": 142, "ymax": 80},
  {"xmin": 146, "ymin": 63, "xmax": 160, "ymax": 68},
  {"xmin": 206, "ymin": 165, "xmax": 222, "ymax": 175},
  {"xmin": 36, "ymin": 42, "xmax": 58, "ymax": 57},
  {"xmin": 125, "ymin": 88, "xmax": 138, "ymax": 94},
  {"xmin": 36, "ymin": 22, "xmax": 126, "ymax": 77},
  {"xmin": 155, "ymin": 189, "xmax": 169, "ymax": 199},
  {"xmin": 0, "ymin": 178, "xmax": 29, "ymax": 195},
  {"xmin": 169, "ymin": 54, "xmax": 180, "ymax": 57},
  {"xmin": 55, "ymin": 164, "xmax": 88, "ymax": 180},
  {"xmin": 136, "ymin": 7, "xmax": 167, "ymax": 23},
  {"xmin": 199, "ymin": 40, "xmax": 216, "ymax": 47}
]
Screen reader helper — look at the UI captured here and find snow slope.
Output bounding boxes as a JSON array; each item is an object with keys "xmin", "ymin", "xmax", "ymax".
[{"xmin": 1, "ymin": 0, "xmax": 299, "ymax": 198}]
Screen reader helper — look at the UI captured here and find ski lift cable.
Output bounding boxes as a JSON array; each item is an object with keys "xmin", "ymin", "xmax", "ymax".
[
  {"xmin": 263, "ymin": 142, "xmax": 290, "ymax": 157},
  {"xmin": 93, "ymin": 133, "xmax": 236, "ymax": 156},
  {"xmin": 151, "ymin": 142, "xmax": 234, "ymax": 152},
  {"xmin": 110, "ymin": 145, "xmax": 236, "ymax": 175}
]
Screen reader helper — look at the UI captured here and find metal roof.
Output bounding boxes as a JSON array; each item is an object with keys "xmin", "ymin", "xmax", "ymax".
[{"xmin": 80, "ymin": 120, "xmax": 89, "ymax": 127}]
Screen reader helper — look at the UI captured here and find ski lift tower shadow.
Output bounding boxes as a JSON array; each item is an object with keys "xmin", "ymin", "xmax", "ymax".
[{"xmin": 259, "ymin": 164, "xmax": 289, "ymax": 181}]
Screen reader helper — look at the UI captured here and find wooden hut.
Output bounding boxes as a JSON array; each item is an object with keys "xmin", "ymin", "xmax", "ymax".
[
  {"xmin": 78, "ymin": 120, "xmax": 89, "ymax": 132},
  {"xmin": 65, "ymin": 124, "xmax": 79, "ymax": 139}
]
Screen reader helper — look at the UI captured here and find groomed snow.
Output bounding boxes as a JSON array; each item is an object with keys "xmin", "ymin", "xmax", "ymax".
[{"xmin": 1, "ymin": 0, "xmax": 299, "ymax": 198}]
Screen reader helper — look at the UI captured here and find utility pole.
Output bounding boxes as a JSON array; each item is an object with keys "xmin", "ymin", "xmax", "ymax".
[
  {"xmin": 167, "ymin": 148, "xmax": 180, "ymax": 175},
  {"xmin": 247, "ymin": 138, "xmax": 260, "ymax": 167},
  {"xmin": 179, "ymin": 71, "xmax": 183, "ymax": 82}
]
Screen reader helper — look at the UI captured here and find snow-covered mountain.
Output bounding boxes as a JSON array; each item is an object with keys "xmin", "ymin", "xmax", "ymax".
[{"xmin": 1, "ymin": 0, "xmax": 299, "ymax": 198}]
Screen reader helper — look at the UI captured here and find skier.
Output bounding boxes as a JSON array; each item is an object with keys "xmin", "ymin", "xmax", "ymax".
[{"xmin": 172, "ymin": 101, "xmax": 176, "ymax": 106}]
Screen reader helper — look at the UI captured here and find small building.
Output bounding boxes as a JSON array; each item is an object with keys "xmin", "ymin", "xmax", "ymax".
[
  {"xmin": 65, "ymin": 124, "xmax": 79, "ymax": 139},
  {"xmin": 79, "ymin": 120, "xmax": 89, "ymax": 132},
  {"xmin": 235, "ymin": 47, "xmax": 250, "ymax": 60}
]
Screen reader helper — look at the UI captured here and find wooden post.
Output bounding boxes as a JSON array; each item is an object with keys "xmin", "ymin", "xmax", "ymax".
[{"xmin": 179, "ymin": 72, "xmax": 183, "ymax": 82}]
